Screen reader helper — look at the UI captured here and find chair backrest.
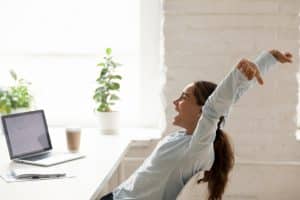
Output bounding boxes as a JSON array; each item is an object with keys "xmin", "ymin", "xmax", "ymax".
[{"xmin": 176, "ymin": 171, "xmax": 208, "ymax": 200}]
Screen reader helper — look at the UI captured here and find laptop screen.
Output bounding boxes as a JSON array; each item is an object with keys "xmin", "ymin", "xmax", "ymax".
[{"xmin": 1, "ymin": 110, "xmax": 52, "ymax": 159}]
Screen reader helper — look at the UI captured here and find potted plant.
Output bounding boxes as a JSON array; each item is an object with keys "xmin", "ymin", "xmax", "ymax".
[
  {"xmin": 93, "ymin": 48, "xmax": 122, "ymax": 134},
  {"xmin": 0, "ymin": 70, "xmax": 33, "ymax": 133}
]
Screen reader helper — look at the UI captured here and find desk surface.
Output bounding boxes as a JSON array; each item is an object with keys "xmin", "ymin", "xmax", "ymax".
[{"xmin": 0, "ymin": 128, "xmax": 161, "ymax": 200}]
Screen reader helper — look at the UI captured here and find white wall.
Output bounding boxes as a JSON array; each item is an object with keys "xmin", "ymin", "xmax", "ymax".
[
  {"xmin": 139, "ymin": 0, "xmax": 165, "ymax": 129},
  {"xmin": 178, "ymin": 161, "xmax": 300, "ymax": 200},
  {"xmin": 163, "ymin": 0, "xmax": 300, "ymax": 198}
]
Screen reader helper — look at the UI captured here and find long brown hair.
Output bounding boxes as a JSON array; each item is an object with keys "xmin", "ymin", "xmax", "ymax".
[{"xmin": 193, "ymin": 81, "xmax": 235, "ymax": 200}]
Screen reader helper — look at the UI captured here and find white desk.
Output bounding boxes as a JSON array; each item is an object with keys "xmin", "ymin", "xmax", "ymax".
[{"xmin": 0, "ymin": 128, "xmax": 161, "ymax": 200}]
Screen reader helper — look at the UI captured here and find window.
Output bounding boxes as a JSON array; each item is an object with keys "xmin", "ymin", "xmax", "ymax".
[{"xmin": 0, "ymin": 0, "xmax": 164, "ymax": 130}]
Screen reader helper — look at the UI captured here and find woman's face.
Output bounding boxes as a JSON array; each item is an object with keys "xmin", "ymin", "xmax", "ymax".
[{"xmin": 172, "ymin": 83, "xmax": 202, "ymax": 132}]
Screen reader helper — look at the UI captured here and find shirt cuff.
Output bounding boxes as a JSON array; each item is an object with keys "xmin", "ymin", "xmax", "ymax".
[{"xmin": 255, "ymin": 51, "xmax": 278, "ymax": 74}]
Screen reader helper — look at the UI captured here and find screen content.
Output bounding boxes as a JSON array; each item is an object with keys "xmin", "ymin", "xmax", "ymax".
[{"xmin": 3, "ymin": 111, "xmax": 50, "ymax": 157}]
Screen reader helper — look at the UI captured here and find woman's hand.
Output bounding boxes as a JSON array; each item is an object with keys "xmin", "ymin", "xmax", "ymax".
[
  {"xmin": 269, "ymin": 49, "xmax": 293, "ymax": 63},
  {"xmin": 236, "ymin": 59, "xmax": 264, "ymax": 85}
]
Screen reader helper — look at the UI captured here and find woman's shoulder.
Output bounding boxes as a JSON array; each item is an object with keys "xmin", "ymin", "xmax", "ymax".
[
  {"xmin": 164, "ymin": 131, "xmax": 188, "ymax": 139},
  {"xmin": 158, "ymin": 131, "xmax": 190, "ymax": 146}
]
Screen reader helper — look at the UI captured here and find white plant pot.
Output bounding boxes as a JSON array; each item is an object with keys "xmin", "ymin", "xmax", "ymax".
[{"xmin": 96, "ymin": 111, "xmax": 120, "ymax": 134}]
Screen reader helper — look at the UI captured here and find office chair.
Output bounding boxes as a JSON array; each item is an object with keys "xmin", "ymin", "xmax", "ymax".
[{"xmin": 176, "ymin": 171, "xmax": 208, "ymax": 200}]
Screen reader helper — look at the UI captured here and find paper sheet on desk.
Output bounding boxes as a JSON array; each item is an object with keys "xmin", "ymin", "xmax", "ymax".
[{"xmin": 0, "ymin": 172, "xmax": 75, "ymax": 183}]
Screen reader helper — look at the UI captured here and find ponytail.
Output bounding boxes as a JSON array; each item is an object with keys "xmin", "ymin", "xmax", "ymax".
[
  {"xmin": 198, "ymin": 116, "xmax": 235, "ymax": 200},
  {"xmin": 194, "ymin": 81, "xmax": 235, "ymax": 200}
]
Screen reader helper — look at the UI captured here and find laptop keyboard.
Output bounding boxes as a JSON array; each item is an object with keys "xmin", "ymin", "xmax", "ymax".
[{"xmin": 25, "ymin": 152, "xmax": 52, "ymax": 161}]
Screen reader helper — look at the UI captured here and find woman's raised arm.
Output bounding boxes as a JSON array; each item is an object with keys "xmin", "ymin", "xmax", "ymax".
[{"xmin": 189, "ymin": 50, "xmax": 292, "ymax": 152}]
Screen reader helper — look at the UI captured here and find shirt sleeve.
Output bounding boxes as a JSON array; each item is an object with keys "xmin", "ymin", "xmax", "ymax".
[
  {"xmin": 189, "ymin": 51, "xmax": 277, "ymax": 152},
  {"xmin": 233, "ymin": 51, "xmax": 278, "ymax": 103}
]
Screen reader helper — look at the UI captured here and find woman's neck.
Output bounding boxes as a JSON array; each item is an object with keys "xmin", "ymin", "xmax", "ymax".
[{"xmin": 185, "ymin": 126, "xmax": 195, "ymax": 135}]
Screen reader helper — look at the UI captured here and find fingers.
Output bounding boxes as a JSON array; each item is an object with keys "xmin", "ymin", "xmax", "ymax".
[
  {"xmin": 237, "ymin": 59, "xmax": 264, "ymax": 85},
  {"xmin": 249, "ymin": 62, "xmax": 264, "ymax": 85},
  {"xmin": 254, "ymin": 70, "xmax": 264, "ymax": 85},
  {"xmin": 270, "ymin": 49, "xmax": 293, "ymax": 63},
  {"xmin": 237, "ymin": 59, "xmax": 246, "ymax": 70},
  {"xmin": 285, "ymin": 52, "xmax": 292, "ymax": 58},
  {"xmin": 284, "ymin": 52, "xmax": 293, "ymax": 63},
  {"xmin": 244, "ymin": 65, "xmax": 255, "ymax": 79}
]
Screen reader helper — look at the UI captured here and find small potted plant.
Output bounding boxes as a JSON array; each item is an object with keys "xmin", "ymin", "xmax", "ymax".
[
  {"xmin": 0, "ymin": 70, "xmax": 33, "ymax": 133},
  {"xmin": 93, "ymin": 48, "xmax": 122, "ymax": 134}
]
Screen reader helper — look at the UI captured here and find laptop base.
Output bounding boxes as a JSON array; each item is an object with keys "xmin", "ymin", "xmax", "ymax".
[{"xmin": 14, "ymin": 152, "xmax": 85, "ymax": 167}]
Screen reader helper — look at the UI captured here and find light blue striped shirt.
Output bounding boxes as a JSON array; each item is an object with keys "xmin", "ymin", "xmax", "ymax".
[{"xmin": 113, "ymin": 52, "xmax": 277, "ymax": 200}]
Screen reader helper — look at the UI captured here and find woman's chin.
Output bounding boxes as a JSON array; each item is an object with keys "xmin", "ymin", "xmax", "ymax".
[
  {"xmin": 172, "ymin": 120, "xmax": 177, "ymax": 126},
  {"xmin": 172, "ymin": 116, "xmax": 180, "ymax": 126},
  {"xmin": 172, "ymin": 118, "xmax": 177, "ymax": 126}
]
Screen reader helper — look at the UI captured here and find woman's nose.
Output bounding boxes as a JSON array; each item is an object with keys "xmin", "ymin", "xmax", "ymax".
[{"xmin": 173, "ymin": 99, "xmax": 178, "ymax": 105}]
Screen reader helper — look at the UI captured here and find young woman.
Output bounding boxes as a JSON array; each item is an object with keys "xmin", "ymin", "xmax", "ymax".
[{"xmin": 100, "ymin": 49, "xmax": 292, "ymax": 200}]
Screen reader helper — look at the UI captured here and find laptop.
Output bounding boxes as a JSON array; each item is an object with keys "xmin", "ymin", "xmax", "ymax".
[{"xmin": 1, "ymin": 110, "xmax": 85, "ymax": 167}]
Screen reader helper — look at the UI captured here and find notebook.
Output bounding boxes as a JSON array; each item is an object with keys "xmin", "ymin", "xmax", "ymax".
[
  {"xmin": 1, "ymin": 110, "xmax": 85, "ymax": 167},
  {"xmin": 12, "ymin": 168, "xmax": 66, "ymax": 179}
]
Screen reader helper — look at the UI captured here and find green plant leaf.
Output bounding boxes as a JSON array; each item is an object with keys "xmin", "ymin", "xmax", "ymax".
[
  {"xmin": 110, "ymin": 94, "xmax": 119, "ymax": 100},
  {"xmin": 97, "ymin": 103, "xmax": 110, "ymax": 112},
  {"xmin": 111, "ymin": 61, "xmax": 117, "ymax": 68},
  {"xmin": 93, "ymin": 93, "xmax": 101, "ymax": 101},
  {"xmin": 94, "ymin": 48, "xmax": 122, "ymax": 111},
  {"xmin": 95, "ymin": 86, "xmax": 106, "ymax": 93},
  {"xmin": 9, "ymin": 70, "xmax": 17, "ymax": 81},
  {"xmin": 0, "ymin": 71, "xmax": 33, "ymax": 114},
  {"xmin": 100, "ymin": 68, "xmax": 108, "ymax": 77},
  {"xmin": 97, "ymin": 62, "xmax": 105, "ymax": 67},
  {"xmin": 108, "ymin": 82, "xmax": 120, "ymax": 90},
  {"xmin": 110, "ymin": 75, "xmax": 122, "ymax": 80},
  {"xmin": 106, "ymin": 48, "xmax": 112, "ymax": 55},
  {"xmin": 96, "ymin": 77, "xmax": 105, "ymax": 84}
]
